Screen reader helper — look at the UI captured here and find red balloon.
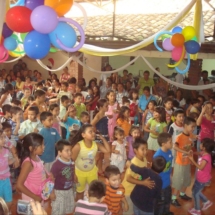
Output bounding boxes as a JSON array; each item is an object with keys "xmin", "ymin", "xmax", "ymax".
[{"xmin": 6, "ymin": 6, "xmax": 33, "ymax": 33}]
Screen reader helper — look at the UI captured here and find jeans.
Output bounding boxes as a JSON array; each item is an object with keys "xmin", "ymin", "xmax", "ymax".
[
  {"xmin": 133, "ymin": 204, "xmax": 154, "ymax": 215},
  {"xmin": 192, "ymin": 180, "xmax": 208, "ymax": 210}
]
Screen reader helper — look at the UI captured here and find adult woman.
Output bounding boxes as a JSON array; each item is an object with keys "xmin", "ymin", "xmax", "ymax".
[
  {"xmin": 60, "ymin": 67, "xmax": 70, "ymax": 82},
  {"xmin": 88, "ymin": 79, "xmax": 97, "ymax": 90},
  {"xmin": 175, "ymin": 89, "xmax": 186, "ymax": 108},
  {"xmin": 51, "ymin": 73, "xmax": 58, "ymax": 81},
  {"xmin": 52, "ymin": 79, "xmax": 61, "ymax": 94},
  {"xmin": 23, "ymin": 76, "xmax": 34, "ymax": 93},
  {"xmin": 36, "ymin": 72, "xmax": 44, "ymax": 84},
  {"xmin": 0, "ymin": 84, "xmax": 14, "ymax": 107},
  {"xmin": 153, "ymin": 77, "xmax": 169, "ymax": 100},
  {"xmin": 120, "ymin": 69, "xmax": 129, "ymax": 85}
]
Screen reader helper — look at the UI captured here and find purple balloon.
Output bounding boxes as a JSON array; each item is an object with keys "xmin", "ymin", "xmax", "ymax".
[
  {"xmin": 25, "ymin": 0, "xmax": 44, "ymax": 11},
  {"xmin": 162, "ymin": 38, "xmax": 174, "ymax": 51},
  {"xmin": 2, "ymin": 23, "xmax": 13, "ymax": 38},
  {"xmin": 30, "ymin": 6, "xmax": 58, "ymax": 34}
]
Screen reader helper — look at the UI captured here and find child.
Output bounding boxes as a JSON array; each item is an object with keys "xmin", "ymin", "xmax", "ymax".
[
  {"xmin": 130, "ymin": 156, "xmax": 166, "ymax": 215},
  {"xmin": 129, "ymin": 89, "xmax": 139, "ymax": 124},
  {"xmin": 39, "ymin": 111, "xmax": 61, "ymax": 171},
  {"xmin": 74, "ymin": 93, "xmax": 86, "ymax": 120},
  {"xmin": 85, "ymin": 87, "xmax": 94, "ymax": 110},
  {"xmin": 49, "ymin": 103, "xmax": 61, "ymax": 137},
  {"xmin": 164, "ymin": 98, "xmax": 173, "ymax": 127},
  {"xmin": 112, "ymin": 83, "xmax": 117, "ymax": 92},
  {"xmin": 0, "ymin": 75, "xmax": 5, "ymax": 92},
  {"xmin": 20, "ymin": 88, "xmax": 31, "ymax": 109},
  {"xmin": 24, "ymin": 95, "xmax": 35, "ymax": 110},
  {"xmin": 75, "ymin": 180, "xmax": 111, "ymax": 215},
  {"xmin": 0, "ymin": 104, "xmax": 11, "ymax": 123},
  {"xmin": 71, "ymin": 124, "xmax": 110, "ymax": 200},
  {"xmin": 0, "ymin": 83, "xmax": 13, "ymax": 107},
  {"xmin": 110, "ymin": 127, "xmax": 127, "ymax": 173},
  {"xmin": 103, "ymin": 165, "xmax": 128, "ymax": 215},
  {"xmin": 188, "ymin": 138, "xmax": 214, "ymax": 215},
  {"xmin": 171, "ymin": 117, "xmax": 196, "ymax": 207},
  {"xmin": 57, "ymin": 82, "xmax": 72, "ymax": 102},
  {"xmin": 154, "ymin": 133, "xmax": 174, "ymax": 215},
  {"xmin": 144, "ymin": 106, "xmax": 167, "ymax": 162},
  {"xmin": 190, "ymin": 99, "xmax": 201, "ymax": 115},
  {"xmin": 122, "ymin": 98, "xmax": 130, "ymax": 107},
  {"xmin": 117, "ymin": 106, "xmax": 131, "ymax": 137},
  {"xmin": 18, "ymin": 106, "xmax": 43, "ymax": 139},
  {"xmin": 17, "ymin": 133, "xmax": 47, "ymax": 202},
  {"xmin": 80, "ymin": 111, "xmax": 90, "ymax": 126},
  {"xmin": 11, "ymin": 99, "xmax": 21, "ymax": 108},
  {"xmin": 50, "ymin": 140, "xmax": 75, "ymax": 215}
]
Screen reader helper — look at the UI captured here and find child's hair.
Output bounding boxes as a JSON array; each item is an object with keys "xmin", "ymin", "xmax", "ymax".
[
  {"xmin": 2, "ymin": 104, "xmax": 11, "ymax": 115},
  {"xmin": 11, "ymin": 99, "xmax": 21, "ymax": 106},
  {"xmin": 122, "ymin": 96, "xmax": 129, "ymax": 105},
  {"xmin": 34, "ymin": 89, "xmax": 46, "ymax": 98},
  {"xmin": 106, "ymin": 90, "xmax": 115, "ymax": 100},
  {"xmin": 49, "ymin": 103, "xmax": 59, "ymax": 112},
  {"xmin": 129, "ymin": 125, "xmax": 140, "ymax": 136},
  {"xmin": 10, "ymin": 106, "xmax": 22, "ymax": 116},
  {"xmin": 104, "ymin": 165, "xmax": 120, "ymax": 179},
  {"xmin": 28, "ymin": 106, "xmax": 39, "ymax": 116},
  {"xmin": 36, "ymin": 81, "xmax": 43, "ymax": 88},
  {"xmin": 201, "ymin": 138, "xmax": 215, "ymax": 153},
  {"xmin": 132, "ymin": 138, "xmax": 147, "ymax": 150},
  {"xmin": 68, "ymin": 77, "xmax": 77, "ymax": 84},
  {"xmin": 203, "ymin": 101, "xmax": 213, "ymax": 107},
  {"xmin": 80, "ymin": 111, "xmax": 89, "ymax": 118},
  {"xmin": 157, "ymin": 133, "xmax": 172, "ymax": 147},
  {"xmin": 68, "ymin": 130, "xmax": 79, "ymax": 147},
  {"xmin": 55, "ymin": 139, "xmax": 71, "ymax": 152},
  {"xmin": 40, "ymin": 111, "xmax": 53, "ymax": 122},
  {"xmin": 1, "ymin": 122, "xmax": 12, "ymax": 130},
  {"xmin": 154, "ymin": 106, "xmax": 166, "ymax": 123},
  {"xmin": 42, "ymin": 87, "xmax": 48, "ymax": 92},
  {"xmin": 146, "ymin": 100, "xmax": 157, "ymax": 109},
  {"xmin": 74, "ymin": 92, "xmax": 82, "ymax": 98},
  {"xmin": 2, "ymin": 83, "xmax": 13, "ymax": 94},
  {"xmin": 189, "ymin": 112, "xmax": 199, "ymax": 120},
  {"xmin": 113, "ymin": 126, "xmax": 124, "ymax": 140},
  {"xmin": 172, "ymin": 100, "xmax": 179, "ymax": 109},
  {"xmin": 28, "ymin": 95, "xmax": 35, "ymax": 102},
  {"xmin": 0, "ymin": 197, "xmax": 9, "ymax": 215},
  {"xmin": 129, "ymin": 89, "xmax": 139, "ymax": 100},
  {"xmin": 117, "ymin": 106, "xmax": 130, "ymax": 120},
  {"xmin": 97, "ymin": 99, "xmax": 107, "ymax": 109},
  {"xmin": 164, "ymin": 97, "xmax": 173, "ymax": 104},
  {"xmin": 173, "ymin": 108, "xmax": 184, "ymax": 117},
  {"xmin": 191, "ymin": 98, "xmax": 200, "ymax": 105},
  {"xmin": 167, "ymin": 90, "xmax": 175, "ymax": 98},
  {"xmin": 184, "ymin": 116, "xmax": 196, "ymax": 125},
  {"xmin": 61, "ymin": 95, "xmax": 69, "ymax": 103},
  {"xmin": 61, "ymin": 82, "xmax": 68, "ymax": 87},
  {"xmin": 88, "ymin": 180, "xmax": 106, "ymax": 199},
  {"xmin": 151, "ymin": 156, "xmax": 166, "ymax": 173}
]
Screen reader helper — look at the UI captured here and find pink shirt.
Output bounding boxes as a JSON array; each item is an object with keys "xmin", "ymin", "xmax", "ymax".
[
  {"xmin": 0, "ymin": 148, "xmax": 10, "ymax": 179},
  {"xmin": 106, "ymin": 102, "xmax": 118, "ymax": 126},
  {"xmin": 52, "ymin": 117, "xmax": 62, "ymax": 137},
  {"xmin": 199, "ymin": 116, "xmax": 215, "ymax": 141},
  {"xmin": 196, "ymin": 153, "xmax": 211, "ymax": 183}
]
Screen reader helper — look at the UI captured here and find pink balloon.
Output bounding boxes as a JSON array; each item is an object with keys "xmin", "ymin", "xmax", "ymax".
[
  {"xmin": 162, "ymin": 38, "xmax": 174, "ymax": 51},
  {"xmin": 171, "ymin": 47, "xmax": 184, "ymax": 61},
  {"xmin": 0, "ymin": 45, "xmax": 8, "ymax": 61}
]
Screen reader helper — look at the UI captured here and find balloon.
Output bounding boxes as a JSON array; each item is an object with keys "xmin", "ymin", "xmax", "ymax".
[
  {"xmin": 184, "ymin": 40, "xmax": 200, "ymax": 54},
  {"xmin": 9, "ymin": 46, "xmax": 25, "ymax": 57},
  {"xmin": 0, "ymin": 45, "xmax": 8, "ymax": 60},
  {"xmin": 6, "ymin": 6, "xmax": 33, "ymax": 33},
  {"xmin": 20, "ymin": 33, "xmax": 28, "ymax": 42},
  {"xmin": 182, "ymin": 26, "xmax": 196, "ymax": 41},
  {"xmin": 49, "ymin": 22, "xmax": 77, "ymax": 49},
  {"xmin": 24, "ymin": 30, "xmax": 51, "ymax": 59},
  {"xmin": 30, "ymin": 6, "xmax": 58, "ymax": 34},
  {"xmin": 50, "ymin": 47, "xmax": 57, "ymax": 53},
  {"xmin": 171, "ymin": 33, "xmax": 185, "ymax": 47},
  {"xmin": 2, "ymin": 23, "xmax": 13, "ymax": 38},
  {"xmin": 4, "ymin": 37, "xmax": 18, "ymax": 51},
  {"xmin": 161, "ymin": 34, "xmax": 171, "ymax": 41},
  {"xmin": 154, "ymin": 31, "xmax": 173, "ymax": 52},
  {"xmin": 44, "ymin": 0, "xmax": 73, "ymax": 16},
  {"xmin": 176, "ymin": 53, "xmax": 190, "ymax": 74},
  {"xmin": 172, "ymin": 26, "xmax": 182, "ymax": 34},
  {"xmin": 25, "ymin": 0, "xmax": 45, "ymax": 10},
  {"xmin": 191, "ymin": 36, "xmax": 198, "ymax": 41},
  {"xmin": 162, "ymin": 38, "xmax": 174, "ymax": 51},
  {"xmin": 10, "ymin": 0, "xmax": 25, "ymax": 7},
  {"xmin": 171, "ymin": 47, "xmax": 185, "ymax": 61}
]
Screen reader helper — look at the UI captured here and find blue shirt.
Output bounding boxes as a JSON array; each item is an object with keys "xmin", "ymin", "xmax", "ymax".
[
  {"xmin": 65, "ymin": 117, "xmax": 81, "ymax": 139},
  {"xmin": 39, "ymin": 127, "xmax": 61, "ymax": 163},
  {"xmin": 154, "ymin": 148, "xmax": 173, "ymax": 189},
  {"xmin": 138, "ymin": 94, "xmax": 156, "ymax": 111}
]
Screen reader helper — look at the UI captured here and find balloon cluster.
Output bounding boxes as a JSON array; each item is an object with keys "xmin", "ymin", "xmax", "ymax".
[
  {"xmin": 154, "ymin": 26, "xmax": 201, "ymax": 74},
  {"xmin": 0, "ymin": 0, "xmax": 85, "ymax": 62}
]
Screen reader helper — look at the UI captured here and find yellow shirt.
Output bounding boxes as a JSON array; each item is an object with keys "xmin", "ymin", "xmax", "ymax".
[{"xmin": 122, "ymin": 156, "xmax": 147, "ymax": 195}]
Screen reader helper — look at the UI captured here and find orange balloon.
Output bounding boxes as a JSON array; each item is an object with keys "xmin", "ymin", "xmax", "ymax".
[
  {"xmin": 44, "ymin": 0, "xmax": 73, "ymax": 17},
  {"xmin": 171, "ymin": 33, "xmax": 185, "ymax": 47}
]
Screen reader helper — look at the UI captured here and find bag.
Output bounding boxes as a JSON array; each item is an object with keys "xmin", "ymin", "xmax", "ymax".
[{"xmin": 39, "ymin": 176, "xmax": 54, "ymax": 200}]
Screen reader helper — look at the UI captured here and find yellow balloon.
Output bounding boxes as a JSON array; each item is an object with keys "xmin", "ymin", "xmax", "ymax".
[
  {"xmin": 44, "ymin": 0, "xmax": 73, "ymax": 17},
  {"xmin": 9, "ymin": 47, "xmax": 25, "ymax": 57},
  {"xmin": 182, "ymin": 26, "xmax": 196, "ymax": 41}
]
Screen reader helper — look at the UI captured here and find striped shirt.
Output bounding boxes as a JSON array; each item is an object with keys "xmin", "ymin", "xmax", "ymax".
[
  {"xmin": 74, "ymin": 199, "xmax": 111, "ymax": 215},
  {"xmin": 103, "ymin": 182, "xmax": 125, "ymax": 215}
]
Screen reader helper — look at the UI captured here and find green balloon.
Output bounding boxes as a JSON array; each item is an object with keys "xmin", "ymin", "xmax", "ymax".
[
  {"xmin": 50, "ymin": 47, "xmax": 57, "ymax": 53},
  {"xmin": 12, "ymin": 50, "xmax": 25, "ymax": 54},
  {"xmin": 191, "ymin": 36, "xmax": 198, "ymax": 41},
  {"xmin": 161, "ymin": 34, "xmax": 171, "ymax": 40},
  {"xmin": 11, "ymin": 34, "xmax": 23, "ymax": 44},
  {"xmin": 20, "ymin": 33, "xmax": 27, "ymax": 42}
]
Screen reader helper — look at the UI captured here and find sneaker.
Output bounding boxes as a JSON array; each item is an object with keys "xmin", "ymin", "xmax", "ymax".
[
  {"xmin": 179, "ymin": 194, "xmax": 192, "ymax": 200},
  {"xmin": 171, "ymin": 199, "xmax": 181, "ymax": 207},
  {"xmin": 202, "ymin": 200, "xmax": 213, "ymax": 211},
  {"xmin": 188, "ymin": 208, "xmax": 201, "ymax": 215}
]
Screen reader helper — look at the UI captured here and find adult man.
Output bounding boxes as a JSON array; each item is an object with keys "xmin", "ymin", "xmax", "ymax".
[
  {"xmin": 137, "ymin": 70, "xmax": 154, "ymax": 95},
  {"xmin": 100, "ymin": 77, "xmax": 112, "ymax": 99},
  {"xmin": 116, "ymin": 83, "xmax": 128, "ymax": 106},
  {"xmin": 198, "ymin": 70, "xmax": 209, "ymax": 95}
]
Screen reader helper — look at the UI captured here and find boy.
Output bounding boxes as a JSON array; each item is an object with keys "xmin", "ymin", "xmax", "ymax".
[
  {"xmin": 50, "ymin": 140, "xmax": 75, "ymax": 215},
  {"xmin": 104, "ymin": 165, "xmax": 128, "ymax": 215},
  {"xmin": 130, "ymin": 156, "xmax": 166, "ymax": 215},
  {"xmin": 154, "ymin": 133, "xmax": 174, "ymax": 215},
  {"xmin": 164, "ymin": 98, "xmax": 173, "ymax": 126},
  {"xmin": 74, "ymin": 93, "xmax": 86, "ymax": 120},
  {"xmin": 0, "ymin": 104, "xmax": 11, "ymax": 123},
  {"xmin": 21, "ymin": 88, "xmax": 31, "ymax": 109},
  {"xmin": 75, "ymin": 180, "xmax": 111, "ymax": 215},
  {"xmin": 57, "ymin": 82, "xmax": 72, "ymax": 101},
  {"xmin": 11, "ymin": 99, "xmax": 21, "ymax": 108},
  {"xmin": 80, "ymin": 111, "xmax": 90, "ymax": 125},
  {"xmin": 18, "ymin": 106, "xmax": 43, "ymax": 139},
  {"xmin": 171, "ymin": 117, "xmax": 196, "ymax": 207},
  {"xmin": 39, "ymin": 111, "xmax": 61, "ymax": 171}
]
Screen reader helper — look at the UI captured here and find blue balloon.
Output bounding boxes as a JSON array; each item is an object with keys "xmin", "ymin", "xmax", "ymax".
[
  {"xmin": 24, "ymin": 30, "xmax": 51, "ymax": 59},
  {"xmin": 49, "ymin": 22, "xmax": 77, "ymax": 50},
  {"xmin": 184, "ymin": 40, "xmax": 200, "ymax": 54},
  {"xmin": 4, "ymin": 37, "xmax": 18, "ymax": 51},
  {"xmin": 172, "ymin": 26, "xmax": 182, "ymax": 34}
]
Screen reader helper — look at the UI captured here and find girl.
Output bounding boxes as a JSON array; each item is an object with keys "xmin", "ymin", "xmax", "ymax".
[
  {"xmin": 71, "ymin": 124, "xmax": 110, "ymax": 200},
  {"xmin": 110, "ymin": 127, "xmax": 127, "ymax": 173},
  {"xmin": 23, "ymin": 76, "xmax": 34, "ymax": 94},
  {"xmin": 0, "ymin": 83, "xmax": 14, "ymax": 107},
  {"xmin": 144, "ymin": 106, "xmax": 167, "ymax": 162},
  {"xmin": 117, "ymin": 106, "xmax": 131, "ymax": 137},
  {"xmin": 17, "ymin": 133, "xmax": 47, "ymax": 202},
  {"xmin": 106, "ymin": 90, "xmax": 119, "ymax": 142},
  {"xmin": 49, "ymin": 103, "xmax": 61, "ymax": 137},
  {"xmin": 129, "ymin": 89, "xmax": 139, "ymax": 125},
  {"xmin": 142, "ymin": 100, "xmax": 157, "ymax": 141},
  {"xmin": 188, "ymin": 138, "xmax": 214, "ymax": 215}
]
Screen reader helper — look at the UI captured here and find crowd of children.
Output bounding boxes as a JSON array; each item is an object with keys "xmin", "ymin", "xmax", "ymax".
[{"xmin": 0, "ymin": 64, "xmax": 215, "ymax": 215}]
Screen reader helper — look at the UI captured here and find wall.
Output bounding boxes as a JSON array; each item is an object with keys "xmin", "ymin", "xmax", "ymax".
[{"xmin": 202, "ymin": 59, "xmax": 215, "ymax": 74}]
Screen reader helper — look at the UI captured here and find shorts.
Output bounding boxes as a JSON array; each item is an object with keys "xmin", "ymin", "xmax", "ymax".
[
  {"xmin": 0, "ymin": 178, "xmax": 12, "ymax": 202},
  {"xmin": 172, "ymin": 163, "xmax": 191, "ymax": 190},
  {"xmin": 147, "ymin": 136, "xmax": 159, "ymax": 151},
  {"xmin": 51, "ymin": 188, "xmax": 75, "ymax": 215}
]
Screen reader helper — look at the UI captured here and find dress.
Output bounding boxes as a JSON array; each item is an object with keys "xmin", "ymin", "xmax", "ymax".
[{"xmin": 95, "ymin": 116, "xmax": 109, "ymax": 141}]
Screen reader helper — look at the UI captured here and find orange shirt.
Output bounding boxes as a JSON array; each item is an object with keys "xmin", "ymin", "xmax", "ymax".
[
  {"xmin": 103, "ymin": 182, "xmax": 125, "ymax": 215},
  {"xmin": 117, "ymin": 118, "xmax": 131, "ymax": 136},
  {"xmin": 175, "ymin": 133, "xmax": 194, "ymax": 165}
]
